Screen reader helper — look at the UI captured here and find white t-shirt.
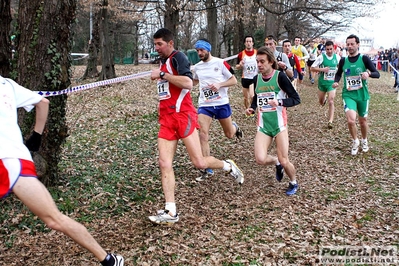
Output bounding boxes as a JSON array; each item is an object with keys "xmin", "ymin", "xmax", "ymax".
[
  {"xmin": 0, "ymin": 76, "xmax": 43, "ymax": 161},
  {"xmin": 193, "ymin": 57, "xmax": 233, "ymax": 107}
]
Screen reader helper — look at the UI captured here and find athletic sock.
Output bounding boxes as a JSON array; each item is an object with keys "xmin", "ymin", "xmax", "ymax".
[
  {"xmin": 165, "ymin": 202, "xmax": 176, "ymax": 216},
  {"xmin": 223, "ymin": 160, "xmax": 231, "ymax": 171}
]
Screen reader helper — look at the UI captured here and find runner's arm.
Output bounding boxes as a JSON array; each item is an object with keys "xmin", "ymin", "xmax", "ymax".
[
  {"xmin": 249, "ymin": 76, "xmax": 258, "ymax": 110},
  {"xmin": 310, "ymin": 55, "xmax": 324, "ymax": 73},
  {"xmin": 168, "ymin": 53, "xmax": 194, "ymax": 90},
  {"xmin": 363, "ymin": 56, "xmax": 380, "ymax": 78},
  {"xmin": 280, "ymin": 54, "xmax": 294, "ymax": 78},
  {"xmin": 333, "ymin": 58, "xmax": 345, "ymax": 83},
  {"xmin": 235, "ymin": 52, "xmax": 243, "ymax": 69},
  {"xmin": 33, "ymin": 98, "xmax": 49, "ymax": 134},
  {"xmin": 278, "ymin": 72, "xmax": 300, "ymax": 107},
  {"xmin": 301, "ymin": 46, "xmax": 310, "ymax": 60},
  {"xmin": 294, "ymin": 56, "xmax": 302, "ymax": 74}
]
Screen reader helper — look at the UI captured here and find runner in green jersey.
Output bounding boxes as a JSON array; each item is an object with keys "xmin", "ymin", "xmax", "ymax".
[
  {"xmin": 245, "ymin": 46, "xmax": 301, "ymax": 196},
  {"xmin": 311, "ymin": 40, "xmax": 340, "ymax": 129},
  {"xmin": 332, "ymin": 34, "xmax": 380, "ymax": 155}
]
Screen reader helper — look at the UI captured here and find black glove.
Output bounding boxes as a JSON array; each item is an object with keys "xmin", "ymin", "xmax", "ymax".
[{"xmin": 25, "ymin": 131, "xmax": 42, "ymax": 152}]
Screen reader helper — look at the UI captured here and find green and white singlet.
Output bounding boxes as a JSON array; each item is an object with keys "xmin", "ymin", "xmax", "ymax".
[
  {"xmin": 342, "ymin": 55, "xmax": 369, "ymax": 101},
  {"xmin": 255, "ymin": 71, "xmax": 287, "ymax": 137},
  {"xmin": 319, "ymin": 53, "xmax": 338, "ymax": 87}
]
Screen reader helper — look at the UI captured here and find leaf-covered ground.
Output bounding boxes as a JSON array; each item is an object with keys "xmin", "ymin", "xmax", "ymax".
[{"xmin": 1, "ymin": 64, "xmax": 398, "ymax": 266}]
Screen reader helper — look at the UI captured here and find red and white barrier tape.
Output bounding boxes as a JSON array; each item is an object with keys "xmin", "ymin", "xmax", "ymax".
[{"xmin": 36, "ymin": 54, "xmax": 238, "ymax": 97}]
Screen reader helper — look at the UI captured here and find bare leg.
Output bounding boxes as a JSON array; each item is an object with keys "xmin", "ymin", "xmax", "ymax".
[
  {"xmin": 275, "ymin": 130, "xmax": 296, "ymax": 182},
  {"xmin": 219, "ymin": 116, "xmax": 237, "ymax": 139},
  {"xmin": 158, "ymin": 138, "xmax": 178, "ymax": 204},
  {"xmin": 254, "ymin": 131, "xmax": 276, "ymax": 166},
  {"xmin": 182, "ymin": 130, "xmax": 224, "ymax": 170},
  {"xmin": 242, "ymin": 87, "xmax": 250, "ymax": 110},
  {"xmin": 13, "ymin": 177, "xmax": 107, "ymax": 261},
  {"xmin": 318, "ymin": 90, "xmax": 327, "ymax": 106},
  {"xmin": 247, "ymin": 84, "xmax": 254, "ymax": 109},
  {"xmin": 345, "ymin": 110, "xmax": 358, "ymax": 140},
  {"xmin": 358, "ymin": 116, "xmax": 368, "ymax": 140},
  {"xmin": 327, "ymin": 89, "xmax": 336, "ymax": 123},
  {"xmin": 198, "ymin": 114, "xmax": 213, "ymax": 157}
]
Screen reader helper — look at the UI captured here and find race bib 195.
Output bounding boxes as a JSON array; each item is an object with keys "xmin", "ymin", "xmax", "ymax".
[{"xmin": 346, "ymin": 75, "xmax": 362, "ymax": 91}]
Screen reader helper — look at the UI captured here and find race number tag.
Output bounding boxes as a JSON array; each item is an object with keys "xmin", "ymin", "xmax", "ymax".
[
  {"xmin": 202, "ymin": 87, "xmax": 221, "ymax": 102},
  {"xmin": 257, "ymin": 92, "xmax": 276, "ymax": 112},
  {"xmin": 324, "ymin": 69, "xmax": 336, "ymax": 81},
  {"xmin": 346, "ymin": 75, "xmax": 362, "ymax": 91},
  {"xmin": 157, "ymin": 80, "xmax": 171, "ymax": 100},
  {"xmin": 245, "ymin": 63, "xmax": 257, "ymax": 76}
]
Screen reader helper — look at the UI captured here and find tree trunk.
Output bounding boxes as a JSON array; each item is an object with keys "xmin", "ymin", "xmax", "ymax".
[
  {"xmin": 164, "ymin": 0, "xmax": 179, "ymax": 48},
  {"xmin": 17, "ymin": 0, "xmax": 76, "ymax": 186},
  {"xmin": 83, "ymin": 4, "xmax": 100, "ymax": 79},
  {"xmin": 83, "ymin": 40, "xmax": 99, "ymax": 79},
  {"xmin": 99, "ymin": 0, "xmax": 115, "ymax": 80},
  {"xmin": 233, "ymin": 0, "xmax": 244, "ymax": 56},
  {"xmin": 133, "ymin": 21, "xmax": 139, "ymax": 66},
  {"xmin": 206, "ymin": 0, "xmax": 219, "ymax": 57},
  {"xmin": 265, "ymin": 11, "xmax": 278, "ymax": 38},
  {"xmin": 83, "ymin": 14, "xmax": 100, "ymax": 80},
  {"xmin": 0, "ymin": 0, "xmax": 11, "ymax": 77}
]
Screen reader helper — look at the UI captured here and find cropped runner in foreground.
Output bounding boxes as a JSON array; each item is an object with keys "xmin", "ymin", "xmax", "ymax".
[{"xmin": 0, "ymin": 75, "xmax": 123, "ymax": 266}]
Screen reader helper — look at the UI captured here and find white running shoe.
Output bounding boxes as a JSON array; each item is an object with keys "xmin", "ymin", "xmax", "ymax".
[
  {"xmin": 362, "ymin": 139, "xmax": 369, "ymax": 152},
  {"xmin": 148, "ymin": 210, "xmax": 179, "ymax": 225},
  {"xmin": 111, "ymin": 254, "xmax": 124, "ymax": 266},
  {"xmin": 351, "ymin": 139, "xmax": 359, "ymax": 155},
  {"xmin": 225, "ymin": 159, "xmax": 244, "ymax": 184}
]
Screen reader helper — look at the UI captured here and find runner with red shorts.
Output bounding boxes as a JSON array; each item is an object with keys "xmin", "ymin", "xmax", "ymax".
[{"xmin": 148, "ymin": 28, "xmax": 244, "ymax": 225}]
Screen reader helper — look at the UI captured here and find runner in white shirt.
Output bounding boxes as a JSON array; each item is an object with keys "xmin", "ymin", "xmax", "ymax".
[
  {"xmin": 307, "ymin": 40, "xmax": 318, "ymax": 84},
  {"xmin": 236, "ymin": 36, "xmax": 258, "ymax": 113},
  {"xmin": 193, "ymin": 39, "xmax": 243, "ymax": 181}
]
